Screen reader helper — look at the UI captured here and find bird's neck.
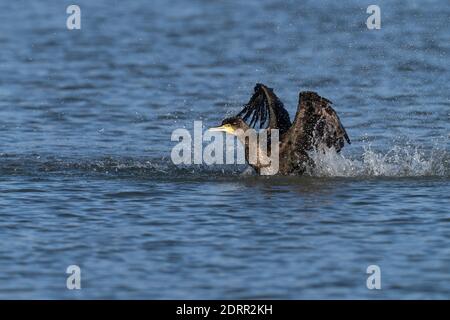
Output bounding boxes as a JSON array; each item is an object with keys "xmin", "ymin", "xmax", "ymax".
[{"xmin": 235, "ymin": 130, "xmax": 280, "ymax": 175}]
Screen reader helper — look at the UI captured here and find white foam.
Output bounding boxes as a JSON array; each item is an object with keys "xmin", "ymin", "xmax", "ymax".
[{"xmin": 308, "ymin": 145, "xmax": 448, "ymax": 177}]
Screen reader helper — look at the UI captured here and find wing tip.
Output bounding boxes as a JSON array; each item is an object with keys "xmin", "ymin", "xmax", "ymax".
[
  {"xmin": 299, "ymin": 91, "xmax": 332, "ymax": 104},
  {"xmin": 254, "ymin": 83, "xmax": 271, "ymax": 92}
]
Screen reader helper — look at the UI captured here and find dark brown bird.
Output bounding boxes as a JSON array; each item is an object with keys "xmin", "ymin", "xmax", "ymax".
[{"xmin": 210, "ymin": 83, "xmax": 351, "ymax": 175}]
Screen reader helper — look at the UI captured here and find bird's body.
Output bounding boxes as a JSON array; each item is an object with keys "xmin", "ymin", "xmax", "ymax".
[{"xmin": 210, "ymin": 84, "xmax": 351, "ymax": 175}]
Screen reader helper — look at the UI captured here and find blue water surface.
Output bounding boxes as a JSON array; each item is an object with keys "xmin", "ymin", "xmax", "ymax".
[{"xmin": 0, "ymin": 0, "xmax": 449, "ymax": 299}]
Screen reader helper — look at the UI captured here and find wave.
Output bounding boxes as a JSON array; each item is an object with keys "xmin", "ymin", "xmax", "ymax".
[
  {"xmin": 0, "ymin": 153, "xmax": 243, "ymax": 179},
  {"xmin": 1, "ymin": 145, "xmax": 449, "ymax": 179}
]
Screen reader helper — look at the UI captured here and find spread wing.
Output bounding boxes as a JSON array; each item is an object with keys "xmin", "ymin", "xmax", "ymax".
[
  {"xmin": 285, "ymin": 91, "xmax": 350, "ymax": 153},
  {"xmin": 237, "ymin": 83, "xmax": 291, "ymax": 135}
]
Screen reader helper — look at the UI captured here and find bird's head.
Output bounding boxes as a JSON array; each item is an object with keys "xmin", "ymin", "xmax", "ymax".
[{"xmin": 209, "ymin": 117, "xmax": 248, "ymax": 135}]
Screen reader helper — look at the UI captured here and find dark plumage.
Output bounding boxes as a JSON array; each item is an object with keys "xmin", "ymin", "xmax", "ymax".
[{"xmin": 211, "ymin": 83, "xmax": 351, "ymax": 175}]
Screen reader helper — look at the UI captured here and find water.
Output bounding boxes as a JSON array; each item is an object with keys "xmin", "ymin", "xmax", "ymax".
[{"xmin": 0, "ymin": 0, "xmax": 449, "ymax": 299}]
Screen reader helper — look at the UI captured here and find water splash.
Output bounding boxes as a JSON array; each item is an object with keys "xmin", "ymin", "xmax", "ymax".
[
  {"xmin": 1, "ymin": 144, "xmax": 449, "ymax": 179},
  {"xmin": 308, "ymin": 145, "xmax": 448, "ymax": 177}
]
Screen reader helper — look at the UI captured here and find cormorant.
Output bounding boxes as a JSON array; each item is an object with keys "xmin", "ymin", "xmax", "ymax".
[{"xmin": 209, "ymin": 83, "xmax": 351, "ymax": 175}]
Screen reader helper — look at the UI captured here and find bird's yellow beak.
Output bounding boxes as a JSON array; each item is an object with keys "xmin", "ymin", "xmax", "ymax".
[{"xmin": 208, "ymin": 124, "xmax": 235, "ymax": 134}]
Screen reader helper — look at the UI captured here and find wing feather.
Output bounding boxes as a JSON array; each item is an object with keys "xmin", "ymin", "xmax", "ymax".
[
  {"xmin": 237, "ymin": 83, "xmax": 291, "ymax": 135},
  {"xmin": 285, "ymin": 91, "xmax": 350, "ymax": 153}
]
